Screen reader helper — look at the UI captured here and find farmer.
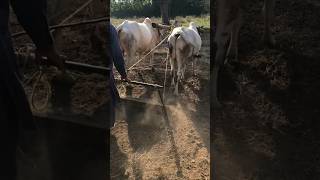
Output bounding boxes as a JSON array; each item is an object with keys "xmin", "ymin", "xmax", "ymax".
[
  {"xmin": 0, "ymin": 0, "xmax": 65, "ymax": 178},
  {"xmin": 108, "ymin": 23, "xmax": 128, "ymax": 128}
]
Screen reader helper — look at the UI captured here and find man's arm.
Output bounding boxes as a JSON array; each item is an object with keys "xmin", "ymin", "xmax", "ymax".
[
  {"xmin": 10, "ymin": 0, "xmax": 52, "ymax": 49},
  {"xmin": 109, "ymin": 24, "xmax": 127, "ymax": 79},
  {"xmin": 10, "ymin": 0, "xmax": 65, "ymax": 72}
]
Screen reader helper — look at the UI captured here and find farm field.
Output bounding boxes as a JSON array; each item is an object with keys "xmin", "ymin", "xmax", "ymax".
[
  {"xmin": 10, "ymin": 2, "xmax": 211, "ymax": 179},
  {"xmin": 111, "ymin": 18, "xmax": 211, "ymax": 179},
  {"xmin": 7, "ymin": 0, "xmax": 320, "ymax": 179}
]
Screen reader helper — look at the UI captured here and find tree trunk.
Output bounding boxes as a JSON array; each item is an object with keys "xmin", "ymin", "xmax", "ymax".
[{"xmin": 160, "ymin": 0, "xmax": 170, "ymax": 25}]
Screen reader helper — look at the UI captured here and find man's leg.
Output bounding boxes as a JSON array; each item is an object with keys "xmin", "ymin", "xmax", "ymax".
[
  {"xmin": 0, "ymin": 84, "xmax": 19, "ymax": 180},
  {"xmin": 109, "ymin": 102, "xmax": 116, "ymax": 128}
]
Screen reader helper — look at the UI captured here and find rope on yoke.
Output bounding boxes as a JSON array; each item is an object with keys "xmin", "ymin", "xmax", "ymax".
[{"xmin": 127, "ymin": 33, "xmax": 171, "ymax": 71}]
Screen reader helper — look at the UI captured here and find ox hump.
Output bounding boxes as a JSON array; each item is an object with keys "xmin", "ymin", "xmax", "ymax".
[
  {"xmin": 189, "ymin": 22, "xmax": 198, "ymax": 32},
  {"xmin": 143, "ymin": 17, "xmax": 152, "ymax": 25}
]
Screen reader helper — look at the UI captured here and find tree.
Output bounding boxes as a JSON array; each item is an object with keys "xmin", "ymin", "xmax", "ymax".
[{"xmin": 160, "ymin": 0, "xmax": 169, "ymax": 25}]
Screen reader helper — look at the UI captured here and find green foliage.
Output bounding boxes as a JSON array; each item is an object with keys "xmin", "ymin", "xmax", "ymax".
[
  {"xmin": 169, "ymin": 0, "xmax": 208, "ymax": 17},
  {"xmin": 111, "ymin": 0, "xmax": 160, "ymax": 18},
  {"xmin": 111, "ymin": 15, "xmax": 210, "ymax": 28},
  {"xmin": 111, "ymin": 0, "xmax": 209, "ymax": 18}
]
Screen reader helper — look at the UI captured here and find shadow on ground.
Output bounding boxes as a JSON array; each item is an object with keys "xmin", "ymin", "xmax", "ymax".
[{"xmin": 213, "ymin": 0, "xmax": 320, "ymax": 179}]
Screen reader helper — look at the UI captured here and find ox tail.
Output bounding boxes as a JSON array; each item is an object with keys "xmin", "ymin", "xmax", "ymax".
[
  {"xmin": 168, "ymin": 33, "xmax": 181, "ymax": 61},
  {"xmin": 117, "ymin": 28, "xmax": 126, "ymax": 56},
  {"xmin": 174, "ymin": 34, "xmax": 180, "ymax": 62}
]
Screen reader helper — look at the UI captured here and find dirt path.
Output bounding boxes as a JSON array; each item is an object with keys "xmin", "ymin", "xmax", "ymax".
[{"xmin": 111, "ymin": 98, "xmax": 210, "ymax": 179}]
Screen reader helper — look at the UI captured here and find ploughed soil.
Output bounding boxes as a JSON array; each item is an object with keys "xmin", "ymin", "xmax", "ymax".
[
  {"xmin": 111, "ymin": 30, "xmax": 210, "ymax": 179},
  {"xmin": 213, "ymin": 0, "xmax": 320, "ymax": 179}
]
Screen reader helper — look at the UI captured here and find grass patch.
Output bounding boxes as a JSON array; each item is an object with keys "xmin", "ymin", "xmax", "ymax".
[{"xmin": 111, "ymin": 15, "xmax": 210, "ymax": 28}]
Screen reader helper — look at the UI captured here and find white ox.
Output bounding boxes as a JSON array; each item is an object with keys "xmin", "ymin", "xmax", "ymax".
[
  {"xmin": 212, "ymin": 0, "xmax": 276, "ymax": 108},
  {"xmin": 117, "ymin": 18, "xmax": 170, "ymax": 67},
  {"xmin": 167, "ymin": 22, "xmax": 202, "ymax": 95}
]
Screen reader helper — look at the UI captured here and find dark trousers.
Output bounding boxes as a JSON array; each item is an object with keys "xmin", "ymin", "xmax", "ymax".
[
  {"xmin": 0, "ymin": 12, "xmax": 34, "ymax": 180},
  {"xmin": 109, "ymin": 72, "xmax": 121, "ymax": 128},
  {"xmin": 0, "ymin": 39, "xmax": 18, "ymax": 180},
  {"xmin": 0, "ymin": 87, "xmax": 19, "ymax": 180}
]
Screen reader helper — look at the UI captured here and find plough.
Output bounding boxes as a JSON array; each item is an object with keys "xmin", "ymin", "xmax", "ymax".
[{"xmin": 13, "ymin": 14, "xmax": 164, "ymax": 128}]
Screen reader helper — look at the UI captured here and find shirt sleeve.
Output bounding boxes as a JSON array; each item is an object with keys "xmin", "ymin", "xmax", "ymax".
[
  {"xmin": 109, "ymin": 24, "xmax": 127, "ymax": 78},
  {"xmin": 10, "ymin": 0, "xmax": 53, "ymax": 49}
]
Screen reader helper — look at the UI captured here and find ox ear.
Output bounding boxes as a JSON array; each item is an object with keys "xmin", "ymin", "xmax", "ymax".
[
  {"xmin": 152, "ymin": 23, "xmax": 171, "ymax": 30},
  {"xmin": 151, "ymin": 23, "xmax": 157, "ymax": 28},
  {"xmin": 173, "ymin": 20, "xmax": 182, "ymax": 27}
]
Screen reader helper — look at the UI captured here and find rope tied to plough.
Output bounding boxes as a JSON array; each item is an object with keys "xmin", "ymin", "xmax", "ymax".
[
  {"xmin": 125, "ymin": 25, "xmax": 177, "ymax": 103},
  {"xmin": 127, "ymin": 32, "xmax": 171, "ymax": 71},
  {"xmin": 163, "ymin": 52, "xmax": 169, "ymax": 102}
]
